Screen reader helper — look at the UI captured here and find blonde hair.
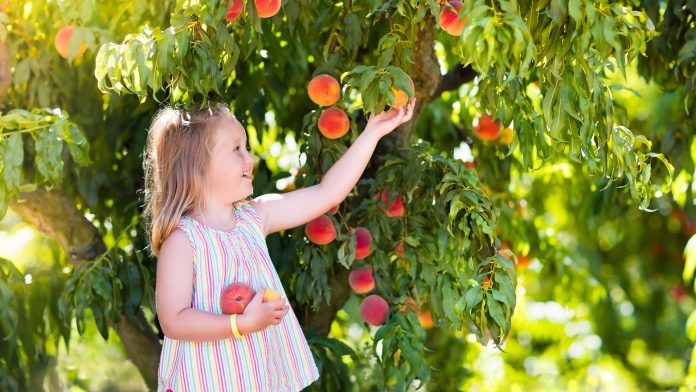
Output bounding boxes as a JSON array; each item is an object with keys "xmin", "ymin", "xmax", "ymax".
[{"xmin": 142, "ymin": 103, "xmax": 241, "ymax": 256}]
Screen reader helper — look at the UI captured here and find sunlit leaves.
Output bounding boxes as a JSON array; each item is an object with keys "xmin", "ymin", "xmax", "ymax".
[{"xmin": 0, "ymin": 109, "xmax": 91, "ymax": 220}]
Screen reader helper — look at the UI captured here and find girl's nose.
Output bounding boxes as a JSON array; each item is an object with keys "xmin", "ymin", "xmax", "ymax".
[{"xmin": 244, "ymin": 150, "xmax": 254, "ymax": 165}]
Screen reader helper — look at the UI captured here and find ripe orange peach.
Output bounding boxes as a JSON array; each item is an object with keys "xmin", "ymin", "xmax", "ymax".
[
  {"xmin": 379, "ymin": 190, "xmax": 405, "ymax": 217},
  {"xmin": 318, "ymin": 107, "xmax": 350, "ymax": 139},
  {"xmin": 349, "ymin": 266, "xmax": 375, "ymax": 294},
  {"xmin": 499, "ymin": 127, "xmax": 513, "ymax": 144},
  {"xmin": 308, "ymin": 74, "xmax": 341, "ymax": 106},
  {"xmin": 418, "ymin": 309, "xmax": 434, "ymax": 329},
  {"xmin": 305, "ymin": 215, "xmax": 336, "ymax": 245},
  {"xmin": 483, "ymin": 276, "xmax": 492, "ymax": 290},
  {"xmin": 254, "ymin": 0, "xmax": 281, "ymax": 18},
  {"xmin": 391, "ymin": 76, "xmax": 414, "ymax": 108},
  {"xmin": 473, "ymin": 115, "xmax": 501, "ymax": 141},
  {"xmin": 354, "ymin": 227, "xmax": 372, "ymax": 260},
  {"xmin": 55, "ymin": 26, "xmax": 87, "ymax": 59},
  {"xmin": 359, "ymin": 294, "xmax": 389, "ymax": 325},
  {"xmin": 263, "ymin": 288, "xmax": 281, "ymax": 302},
  {"xmin": 439, "ymin": 1, "xmax": 466, "ymax": 36},
  {"xmin": 225, "ymin": 0, "xmax": 244, "ymax": 21},
  {"xmin": 395, "ymin": 240, "xmax": 408, "ymax": 268}
]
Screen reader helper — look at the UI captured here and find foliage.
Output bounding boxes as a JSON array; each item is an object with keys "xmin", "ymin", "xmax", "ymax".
[{"xmin": 0, "ymin": 0, "xmax": 694, "ymax": 390}]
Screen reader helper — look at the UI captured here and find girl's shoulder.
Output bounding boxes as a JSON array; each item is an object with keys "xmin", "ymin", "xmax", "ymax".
[{"xmin": 236, "ymin": 200, "xmax": 264, "ymax": 236}]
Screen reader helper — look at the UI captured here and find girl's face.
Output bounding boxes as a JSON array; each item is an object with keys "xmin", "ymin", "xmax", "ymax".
[{"xmin": 206, "ymin": 116, "xmax": 254, "ymax": 204}]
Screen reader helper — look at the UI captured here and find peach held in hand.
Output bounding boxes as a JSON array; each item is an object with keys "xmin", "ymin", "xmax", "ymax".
[{"xmin": 220, "ymin": 282, "xmax": 256, "ymax": 314}]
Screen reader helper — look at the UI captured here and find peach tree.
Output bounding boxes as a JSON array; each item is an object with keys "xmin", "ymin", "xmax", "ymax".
[{"xmin": 1, "ymin": 0, "xmax": 694, "ymax": 390}]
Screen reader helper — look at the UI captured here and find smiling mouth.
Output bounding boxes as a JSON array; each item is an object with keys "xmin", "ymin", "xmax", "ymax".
[{"xmin": 242, "ymin": 171, "xmax": 253, "ymax": 179}]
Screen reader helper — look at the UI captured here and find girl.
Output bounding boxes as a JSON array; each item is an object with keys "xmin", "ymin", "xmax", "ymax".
[{"xmin": 144, "ymin": 98, "xmax": 416, "ymax": 391}]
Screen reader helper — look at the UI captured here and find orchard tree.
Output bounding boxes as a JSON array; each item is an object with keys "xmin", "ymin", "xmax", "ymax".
[{"xmin": 1, "ymin": 0, "xmax": 694, "ymax": 390}]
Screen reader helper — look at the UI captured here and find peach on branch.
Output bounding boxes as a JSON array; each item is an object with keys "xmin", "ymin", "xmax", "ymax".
[
  {"xmin": 359, "ymin": 294, "xmax": 389, "ymax": 325},
  {"xmin": 254, "ymin": 0, "xmax": 281, "ymax": 18},
  {"xmin": 439, "ymin": 1, "xmax": 466, "ymax": 36},
  {"xmin": 55, "ymin": 26, "xmax": 87, "ymax": 59},
  {"xmin": 354, "ymin": 227, "xmax": 372, "ymax": 260},
  {"xmin": 349, "ymin": 266, "xmax": 375, "ymax": 294},
  {"xmin": 305, "ymin": 215, "xmax": 336, "ymax": 245},
  {"xmin": 473, "ymin": 115, "xmax": 501, "ymax": 141},
  {"xmin": 308, "ymin": 74, "xmax": 341, "ymax": 106},
  {"xmin": 379, "ymin": 190, "xmax": 405, "ymax": 217},
  {"xmin": 225, "ymin": 0, "xmax": 244, "ymax": 21},
  {"xmin": 318, "ymin": 107, "xmax": 350, "ymax": 139}
]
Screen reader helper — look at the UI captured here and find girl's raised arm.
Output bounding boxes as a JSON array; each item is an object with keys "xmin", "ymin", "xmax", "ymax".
[{"xmin": 252, "ymin": 98, "xmax": 415, "ymax": 236}]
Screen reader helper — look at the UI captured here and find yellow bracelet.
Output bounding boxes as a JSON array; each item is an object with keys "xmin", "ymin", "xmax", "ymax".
[{"xmin": 230, "ymin": 314, "xmax": 243, "ymax": 338}]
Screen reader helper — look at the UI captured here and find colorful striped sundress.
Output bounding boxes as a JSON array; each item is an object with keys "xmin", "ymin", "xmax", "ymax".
[{"xmin": 157, "ymin": 203, "xmax": 319, "ymax": 391}]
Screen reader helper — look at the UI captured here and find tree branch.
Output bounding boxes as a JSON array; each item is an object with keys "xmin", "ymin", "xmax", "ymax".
[{"xmin": 432, "ymin": 64, "xmax": 477, "ymax": 100}]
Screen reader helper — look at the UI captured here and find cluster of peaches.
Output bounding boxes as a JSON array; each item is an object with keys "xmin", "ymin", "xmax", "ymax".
[
  {"xmin": 306, "ymin": 73, "xmax": 414, "ymax": 139},
  {"xmin": 303, "ymin": 191, "xmax": 434, "ymax": 329}
]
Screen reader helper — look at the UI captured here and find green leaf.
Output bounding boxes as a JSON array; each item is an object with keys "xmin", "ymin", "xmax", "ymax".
[{"xmin": 485, "ymin": 292, "xmax": 506, "ymax": 330}]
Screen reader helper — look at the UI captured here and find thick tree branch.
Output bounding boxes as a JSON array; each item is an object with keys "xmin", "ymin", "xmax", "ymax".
[
  {"xmin": 432, "ymin": 64, "xmax": 477, "ymax": 99},
  {"xmin": 302, "ymin": 267, "xmax": 351, "ymax": 336},
  {"xmin": 10, "ymin": 187, "xmax": 106, "ymax": 261},
  {"xmin": 9, "ymin": 187, "xmax": 160, "ymax": 391}
]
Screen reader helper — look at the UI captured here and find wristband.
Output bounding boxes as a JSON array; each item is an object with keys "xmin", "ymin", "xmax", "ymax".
[{"xmin": 230, "ymin": 314, "xmax": 243, "ymax": 338}]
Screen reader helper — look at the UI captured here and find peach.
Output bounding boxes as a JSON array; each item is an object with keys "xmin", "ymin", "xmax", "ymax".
[
  {"xmin": 517, "ymin": 254, "xmax": 529, "ymax": 268},
  {"xmin": 220, "ymin": 282, "xmax": 256, "ymax": 314},
  {"xmin": 418, "ymin": 309, "xmax": 434, "ymax": 329},
  {"xmin": 379, "ymin": 190, "xmax": 405, "ymax": 217},
  {"xmin": 391, "ymin": 76, "xmax": 414, "ymax": 108},
  {"xmin": 395, "ymin": 240, "xmax": 404, "ymax": 258},
  {"xmin": 254, "ymin": 0, "xmax": 281, "ymax": 18},
  {"xmin": 318, "ymin": 107, "xmax": 350, "ymax": 139},
  {"xmin": 482, "ymin": 276, "xmax": 492, "ymax": 290},
  {"xmin": 395, "ymin": 240, "xmax": 408, "ymax": 268},
  {"xmin": 464, "ymin": 161, "xmax": 476, "ymax": 170},
  {"xmin": 359, "ymin": 294, "xmax": 389, "ymax": 325},
  {"xmin": 499, "ymin": 127, "xmax": 513, "ymax": 144},
  {"xmin": 327, "ymin": 204, "xmax": 339, "ymax": 215},
  {"xmin": 225, "ymin": 0, "xmax": 244, "ymax": 21},
  {"xmin": 263, "ymin": 287, "xmax": 281, "ymax": 302},
  {"xmin": 473, "ymin": 115, "xmax": 500, "ymax": 141},
  {"xmin": 305, "ymin": 215, "xmax": 336, "ymax": 245},
  {"xmin": 439, "ymin": 1, "xmax": 466, "ymax": 36},
  {"xmin": 55, "ymin": 26, "xmax": 87, "ymax": 59},
  {"xmin": 308, "ymin": 74, "xmax": 341, "ymax": 106},
  {"xmin": 354, "ymin": 227, "xmax": 372, "ymax": 260},
  {"xmin": 349, "ymin": 266, "xmax": 375, "ymax": 294}
]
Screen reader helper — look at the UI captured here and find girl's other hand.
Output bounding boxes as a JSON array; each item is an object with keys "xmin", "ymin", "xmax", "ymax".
[
  {"xmin": 237, "ymin": 288, "xmax": 290, "ymax": 335},
  {"xmin": 364, "ymin": 97, "xmax": 416, "ymax": 138}
]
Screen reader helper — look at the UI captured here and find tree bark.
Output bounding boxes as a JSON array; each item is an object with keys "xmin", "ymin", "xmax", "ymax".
[
  {"xmin": 303, "ymin": 267, "xmax": 351, "ymax": 336},
  {"xmin": 9, "ymin": 187, "xmax": 160, "ymax": 391},
  {"xmin": 111, "ymin": 309, "xmax": 162, "ymax": 390}
]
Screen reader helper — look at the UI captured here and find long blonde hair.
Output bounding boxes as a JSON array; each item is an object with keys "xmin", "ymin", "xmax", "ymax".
[{"xmin": 142, "ymin": 103, "xmax": 241, "ymax": 256}]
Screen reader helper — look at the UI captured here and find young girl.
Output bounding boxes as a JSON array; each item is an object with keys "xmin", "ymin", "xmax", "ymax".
[{"xmin": 144, "ymin": 98, "xmax": 415, "ymax": 391}]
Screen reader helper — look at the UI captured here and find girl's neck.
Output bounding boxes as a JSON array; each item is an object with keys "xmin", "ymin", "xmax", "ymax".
[{"xmin": 189, "ymin": 203, "xmax": 238, "ymax": 232}]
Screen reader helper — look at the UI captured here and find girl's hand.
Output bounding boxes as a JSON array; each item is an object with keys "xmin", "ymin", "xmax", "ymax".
[
  {"xmin": 364, "ymin": 97, "xmax": 416, "ymax": 138},
  {"xmin": 237, "ymin": 288, "xmax": 290, "ymax": 335}
]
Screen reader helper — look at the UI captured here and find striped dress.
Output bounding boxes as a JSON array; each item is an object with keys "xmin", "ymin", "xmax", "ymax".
[{"xmin": 157, "ymin": 203, "xmax": 319, "ymax": 391}]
